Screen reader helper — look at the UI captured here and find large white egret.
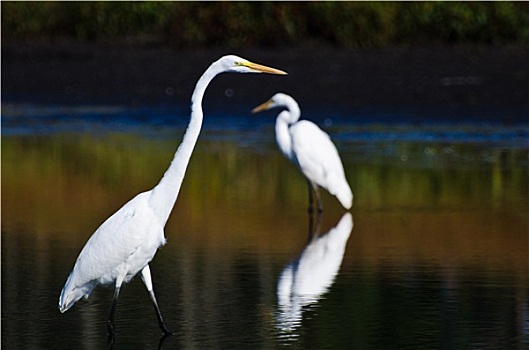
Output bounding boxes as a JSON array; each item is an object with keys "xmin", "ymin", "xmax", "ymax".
[
  {"xmin": 252, "ymin": 93, "xmax": 352, "ymax": 212},
  {"xmin": 58, "ymin": 55, "xmax": 287, "ymax": 336}
]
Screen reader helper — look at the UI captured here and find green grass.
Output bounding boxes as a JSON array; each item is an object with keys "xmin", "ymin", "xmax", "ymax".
[{"xmin": 2, "ymin": 2, "xmax": 529, "ymax": 47}]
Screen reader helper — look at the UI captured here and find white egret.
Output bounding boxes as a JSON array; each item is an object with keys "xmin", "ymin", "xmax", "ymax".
[
  {"xmin": 252, "ymin": 93, "xmax": 352, "ymax": 212},
  {"xmin": 58, "ymin": 55, "xmax": 287, "ymax": 335}
]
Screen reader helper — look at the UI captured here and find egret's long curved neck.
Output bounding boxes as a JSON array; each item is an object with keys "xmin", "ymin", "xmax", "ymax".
[
  {"xmin": 275, "ymin": 103, "xmax": 300, "ymax": 161},
  {"xmin": 149, "ymin": 63, "xmax": 221, "ymax": 225},
  {"xmin": 275, "ymin": 117, "xmax": 293, "ymax": 161}
]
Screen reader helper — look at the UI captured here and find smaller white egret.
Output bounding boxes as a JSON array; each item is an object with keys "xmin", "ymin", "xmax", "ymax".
[
  {"xmin": 58, "ymin": 55, "xmax": 287, "ymax": 336},
  {"xmin": 252, "ymin": 93, "xmax": 352, "ymax": 212}
]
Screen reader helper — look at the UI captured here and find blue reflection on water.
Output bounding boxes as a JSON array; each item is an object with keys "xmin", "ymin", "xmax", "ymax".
[{"xmin": 3, "ymin": 103, "xmax": 528, "ymax": 146}]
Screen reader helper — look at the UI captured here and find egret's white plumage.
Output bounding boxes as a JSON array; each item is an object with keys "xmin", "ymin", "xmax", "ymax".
[
  {"xmin": 252, "ymin": 93, "xmax": 352, "ymax": 211},
  {"xmin": 58, "ymin": 55, "xmax": 286, "ymax": 335},
  {"xmin": 59, "ymin": 192, "xmax": 165, "ymax": 312}
]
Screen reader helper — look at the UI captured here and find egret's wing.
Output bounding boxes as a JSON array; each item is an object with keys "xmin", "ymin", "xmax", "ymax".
[
  {"xmin": 78, "ymin": 192, "xmax": 163, "ymax": 279},
  {"xmin": 290, "ymin": 121, "xmax": 345, "ymax": 186},
  {"xmin": 290, "ymin": 120, "xmax": 352, "ymax": 208},
  {"xmin": 65, "ymin": 192, "xmax": 164, "ymax": 292}
]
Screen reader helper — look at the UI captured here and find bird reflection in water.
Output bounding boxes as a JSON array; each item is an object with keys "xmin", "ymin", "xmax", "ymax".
[{"xmin": 276, "ymin": 212, "xmax": 353, "ymax": 335}]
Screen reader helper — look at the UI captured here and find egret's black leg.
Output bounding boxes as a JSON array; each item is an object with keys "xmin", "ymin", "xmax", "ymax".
[
  {"xmin": 307, "ymin": 209, "xmax": 324, "ymax": 244},
  {"xmin": 307, "ymin": 181, "xmax": 324, "ymax": 213},
  {"xmin": 158, "ymin": 332, "xmax": 173, "ymax": 350},
  {"xmin": 149, "ymin": 289, "xmax": 172, "ymax": 335},
  {"xmin": 107, "ymin": 286, "xmax": 121, "ymax": 336},
  {"xmin": 107, "ymin": 331, "xmax": 116, "ymax": 350},
  {"xmin": 314, "ymin": 185, "xmax": 324, "ymax": 213},
  {"xmin": 141, "ymin": 265, "xmax": 173, "ymax": 336},
  {"xmin": 314, "ymin": 210, "xmax": 323, "ymax": 234},
  {"xmin": 307, "ymin": 180, "xmax": 315, "ymax": 214}
]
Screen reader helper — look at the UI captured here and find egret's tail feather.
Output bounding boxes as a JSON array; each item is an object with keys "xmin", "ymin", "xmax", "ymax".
[
  {"xmin": 58, "ymin": 274, "xmax": 96, "ymax": 313},
  {"xmin": 59, "ymin": 288, "xmax": 81, "ymax": 313},
  {"xmin": 325, "ymin": 173, "xmax": 353, "ymax": 210},
  {"xmin": 337, "ymin": 187, "xmax": 353, "ymax": 210}
]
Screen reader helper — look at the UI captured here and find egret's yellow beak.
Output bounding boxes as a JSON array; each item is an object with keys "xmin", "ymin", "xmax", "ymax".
[
  {"xmin": 243, "ymin": 61, "xmax": 287, "ymax": 75},
  {"xmin": 251, "ymin": 99, "xmax": 273, "ymax": 114}
]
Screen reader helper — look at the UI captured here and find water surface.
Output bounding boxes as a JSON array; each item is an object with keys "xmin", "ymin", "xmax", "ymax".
[{"xmin": 2, "ymin": 102, "xmax": 528, "ymax": 349}]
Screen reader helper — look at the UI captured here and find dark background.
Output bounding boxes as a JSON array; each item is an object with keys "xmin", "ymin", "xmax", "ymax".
[{"xmin": 2, "ymin": 2, "xmax": 529, "ymax": 123}]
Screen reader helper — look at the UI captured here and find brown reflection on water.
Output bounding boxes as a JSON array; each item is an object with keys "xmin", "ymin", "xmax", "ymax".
[
  {"xmin": 2, "ymin": 133, "xmax": 528, "ymax": 272},
  {"xmin": 354, "ymin": 210, "xmax": 527, "ymax": 276}
]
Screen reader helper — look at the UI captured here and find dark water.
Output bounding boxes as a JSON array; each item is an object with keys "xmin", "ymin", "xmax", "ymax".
[{"xmin": 2, "ymin": 102, "xmax": 528, "ymax": 349}]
